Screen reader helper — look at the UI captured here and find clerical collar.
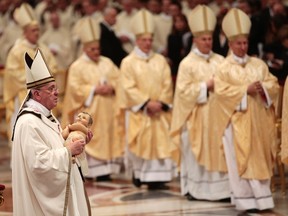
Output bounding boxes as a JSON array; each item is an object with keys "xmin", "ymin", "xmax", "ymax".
[
  {"xmin": 23, "ymin": 38, "xmax": 37, "ymax": 49},
  {"xmin": 83, "ymin": 53, "xmax": 92, "ymax": 61},
  {"xmin": 83, "ymin": 53, "xmax": 99, "ymax": 63},
  {"xmin": 232, "ymin": 52, "xmax": 249, "ymax": 65},
  {"xmin": 192, "ymin": 47, "xmax": 212, "ymax": 60},
  {"xmin": 25, "ymin": 99, "xmax": 50, "ymax": 117},
  {"xmin": 134, "ymin": 46, "xmax": 153, "ymax": 60}
]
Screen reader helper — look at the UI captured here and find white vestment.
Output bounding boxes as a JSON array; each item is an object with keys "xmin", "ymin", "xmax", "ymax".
[
  {"xmin": 222, "ymin": 124, "xmax": 274, "ymax": 210},
  {"xmin": 181, "ymin": 129, "xmax": 230, "ymax": 200},
  {"xmin": 12, "ymin": 99, "xmax": 90, "ymax": 216}
]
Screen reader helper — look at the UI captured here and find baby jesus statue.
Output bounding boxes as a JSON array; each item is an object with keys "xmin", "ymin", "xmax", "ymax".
[{"xmin": 62, "ymin": 111, "xmax": 93, "ymax": 177}]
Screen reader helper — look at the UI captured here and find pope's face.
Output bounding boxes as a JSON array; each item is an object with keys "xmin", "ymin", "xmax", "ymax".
[
  {"xmin": 229, "ymin": 36, "xmax": 248, "ymax": 58},
  {"xmin": 194, "ymin": 33, "xmax": 213, "ymax": 54},
  {"xmin": 36, "ymin": 82, "xmax": 58, "ymax": 110},
  {"xmin": 84, "ymin": 42, "xmax": 101, "ymax": 62},
  {"xmin": 136, "ymin": 34, "xmax": 153, "ymax": 54}
]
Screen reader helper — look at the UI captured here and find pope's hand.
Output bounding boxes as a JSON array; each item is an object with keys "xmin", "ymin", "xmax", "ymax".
[
  {"xmin": 86, "ymin": 130, "xmax": 93, "ymax": 143},
  {"xmin": 67, "ymin": 139, "xmax": 86, "ymax": 156}
]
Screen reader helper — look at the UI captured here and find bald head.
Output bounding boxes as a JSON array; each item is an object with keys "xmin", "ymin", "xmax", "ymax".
[{"xmin": 103, "ymin": 7, "xmax": 118, "ymax": 26}]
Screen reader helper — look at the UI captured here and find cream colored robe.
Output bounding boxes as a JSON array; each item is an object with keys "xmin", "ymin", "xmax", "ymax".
[
  {"xmin": 170, "ymin": 52, "xmax": 227, "ymax": 172},
  {"xmin": 211, "ymin": 55, "xmax": 279, "ymax": 180},
  {"xmin": 12, "ymin": 103, "xmax": 90, "ymax": 216},
  {"xmin": 58, "ymin": 6, "xmax": 80, "ymax": 31},
  {"xmin": 61, "ymin": 54, "xmax": 123, "ymax": 160},
  {"xmin": 39, "ymin": 26, "xmax": 74, "ymax": 71},
  {"xmin": 4, "ymin": 39, "xmax": 58, "ymax": 139},
  {"xmin": 281, "ymin": 77, "xmax": 288, "ymax": 164},
  {"xmin": 114, "ymin": 9, "xmax": 137, "ymax": 53},
  {"xmin": 153, "ymin": 13, "xmax": 172, "ymax": 53},
  {"xmin": 0, "ymin": 21, "xmax": 22, "ymax": 65},
  {"xmin": 119, "ymin": 51, "xmax": 173, "ymax": 160},
  {"xmin": 42, "ymin": 7, "xmax": 76, "ymax": 32}
]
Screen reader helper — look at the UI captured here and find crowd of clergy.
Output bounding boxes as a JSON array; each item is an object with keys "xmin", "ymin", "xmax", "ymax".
[
  {"xmin": 0, "ymin": 0, "xmax": 288, "ymax": 81},
  {"xmin": 2, "ymin": 0, "xmax": 288, "ymax": 214}
]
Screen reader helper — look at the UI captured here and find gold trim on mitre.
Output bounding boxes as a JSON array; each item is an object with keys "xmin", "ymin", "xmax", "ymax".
[
  {"xmin": 222, "ymin": 8, "xmax": 251, "ymax": 41},
  {"xmin": 25, "ymin": 49, "xmax": 55, "ymax": 89},
  {"xmin": 188, "ymin": 5, "xmax": 216, "ymax": 37},
  {"xmin": 131, "ymin": 9, "xmax": 154, "ymax": 36},
  {"xmin": 13, "ymin": 3, "xmax": 38, "ymax": 28},
  {"xmin": 79, "ymin": 17, "xmax": 100, "ymax": 44}
]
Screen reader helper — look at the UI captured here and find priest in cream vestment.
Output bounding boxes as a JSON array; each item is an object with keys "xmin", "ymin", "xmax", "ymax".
[
  {"xmin": 4, "ymin": 3, "xmax": 57, "ymax": 141},
  {"xmin": 39, "ymin": 10, "xmax": 74, "ymax": 71},
  {"xmin": 118, "ymin": 9, "xmax": 177, "ymax": 190},
  {"xmin": 0, "ymin": 17, "xmax": 22, "ymax": 66},
  {"xmin": 61, "ymin": 17, "xmax": 123, "ymax": 181},
  {"xmin": 211, "ymin": 8, "xmax": 279, "ymax": 212},
  {"xmin": 282, "ymin": 77, "xmax": 288, "ymax": 164},
  {"xmin": 170, "ymin": 5, "xmax": 230, "ymax": 201},
  {"xmin": 114, "ymin": 0, "xmax": 137, "ymax": 53},
  {"xmin": 152, "ymin": 4, "xmax": 172, "ymax": 54},
  {"xmin": 12, "ymin": 49, "xmax": 91, "ymax": 216}
]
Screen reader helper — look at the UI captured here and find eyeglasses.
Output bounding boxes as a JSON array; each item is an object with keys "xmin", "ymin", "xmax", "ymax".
[{"xmin": 36, "ymin": 85, "xmax": 58, "ymax": 93}]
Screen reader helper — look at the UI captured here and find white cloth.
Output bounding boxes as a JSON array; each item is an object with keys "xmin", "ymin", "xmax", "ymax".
[
  {"xmin": 124, "ymin": 112, "xmax": 177, "ymax": 182},
  {"xmin": 126, "ymin": 150, "xmax": 178, "ymax": 182},
  {"xmin": 222, "ymin": 124, "xmax": 274, "ymax": 210},
  {"xmin": 12, "ymin": 99, "xmax": 90, "ymax": 216},
  {"xmin": 115, "ymin": 9, "xmax": 137, "ymax": 53},
  {"xmin": 39, "ymin": 26, "xmax": 74, "ymax": 71},
  {"xmin": 180, "ymin": 129, "xmax": 230, "ymax": 200},
  {"xmin": 86, "ymin": 154, "xmax": 122, "ymax": 178},
  {"xmin": 153, "ymin": 13, "xmax": 172, "ymax": 53}
]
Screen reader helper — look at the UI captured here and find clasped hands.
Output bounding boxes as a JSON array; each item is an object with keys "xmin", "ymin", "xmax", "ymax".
[
  {"xmin": 247, "ymin": 81, "xmax": 265, "ymax": 97},
  {"xmin": 206, "ymin": 78, "xmax": 214, "ymax": 92},
  {"xmin": 146, "ymin": 100, "xmax": 163, "ymax": 117},
  {"xmin": 94, "ymin": 83, "xmax": 114, "ymax": 96}
]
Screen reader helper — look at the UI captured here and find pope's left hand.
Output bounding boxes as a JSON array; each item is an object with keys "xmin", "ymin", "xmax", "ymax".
[{"xmin": 86, "ymin": 130, "xmax": 93, "ymax": 143}]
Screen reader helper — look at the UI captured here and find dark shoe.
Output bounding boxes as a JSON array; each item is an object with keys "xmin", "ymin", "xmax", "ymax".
[
  {"xmin": 132, "ymin": 175, "xmax": 142, "ymax": 187},
  {"xmin": 156, "ymin": 184, "xmax": 169, "ymax": 190},
  {"xmin": 218, "ymin": 197, "xmax": 231, "ymax": 203},
  {"xmin": 96, "ymin": 174, "xmax": 112, "ymax": 182},
  {"xmin": 147, "ymin": 182, "xmax": 169, "ymax": 190},
  {"xmin": 245, "ymin": 209, "xmax": 260, "ymax": 213},
  {"xmin": 185, "ymin": 193, "xmax": 196, "ymax": 201}
]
